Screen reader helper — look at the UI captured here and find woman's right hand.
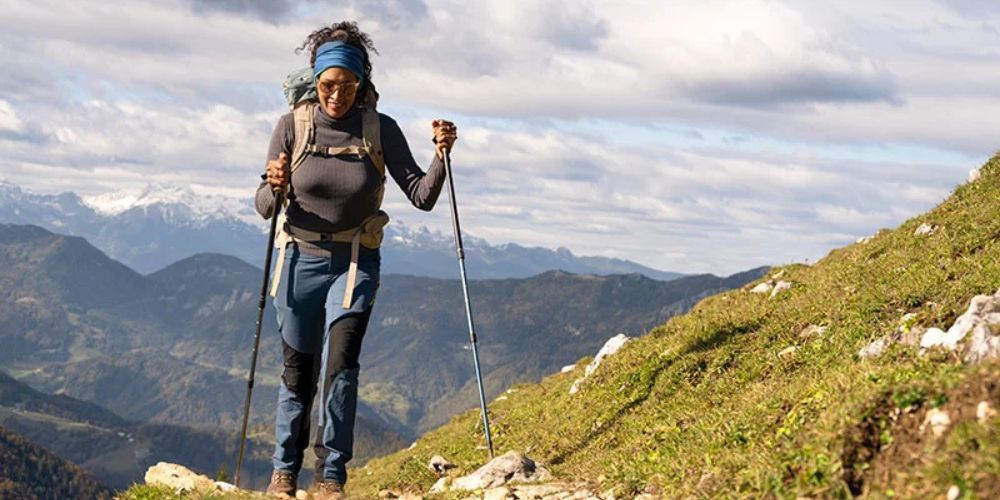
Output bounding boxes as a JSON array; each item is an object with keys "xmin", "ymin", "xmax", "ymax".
[{"xmin": 266, "ymin": 152, "xmax": 290, "ymax": 190}]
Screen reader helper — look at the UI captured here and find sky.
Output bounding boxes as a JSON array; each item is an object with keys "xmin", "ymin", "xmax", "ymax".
[{"xmin": 1, "ymin": 0, "xmax": 998, "ymax": 275}]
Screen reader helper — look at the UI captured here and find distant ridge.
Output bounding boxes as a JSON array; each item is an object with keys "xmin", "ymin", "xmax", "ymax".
[
  {"xmin": 0, "ymin": 425, "xmax": 113, "ymax": 499},
  {"xmin": 0, "ymin": 179, "xmax": 683, "ymax": 279}
]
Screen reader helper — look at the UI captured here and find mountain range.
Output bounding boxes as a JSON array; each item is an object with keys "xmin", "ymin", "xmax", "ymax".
[{"xmin": 0, "ymin": 179, "xmax": 682, "ymax": 280}]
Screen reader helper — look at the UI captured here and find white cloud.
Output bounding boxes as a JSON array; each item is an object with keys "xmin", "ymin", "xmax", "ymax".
[
  {"xmin": 0, "ymin": 100, "xmax": 24, "ymax": 133},
  {"xmin": 0, "ymin": 0, "xmax": 994, "ymax": 274}
]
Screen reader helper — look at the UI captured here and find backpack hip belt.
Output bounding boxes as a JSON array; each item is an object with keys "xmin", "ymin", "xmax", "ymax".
[{"xmin": 269, "ymin": 211, "xmax": 389, "ymax": 309}]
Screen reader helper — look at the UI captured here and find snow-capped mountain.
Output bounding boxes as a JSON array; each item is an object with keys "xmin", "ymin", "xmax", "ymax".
[
  {"xmin": 82, "ymin": 183, "xmax": 261, "ymax": 228},
  {"xmin": 0, "ymin": 179, "xmax": 681, "ymax": 280}
]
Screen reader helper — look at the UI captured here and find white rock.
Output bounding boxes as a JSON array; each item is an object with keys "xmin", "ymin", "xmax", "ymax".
[
  {"xmin": 777, "ymin": 346, "xmax": 798, "ymax": 358},
  {"xmin": 214, "ymin": 481, "xmax": 237, "ymax": 492},
  {"xmin": 428, "ymin": 455, "xmax": 456, "ymax": 476},
  {"xmin": 858, "ymin": 336, "xmax": 891, "ymax": 359},
  {"xmin": 483, "ymin": 487, "xmax": 513, "ymax": 500},
  {"xmin": 430, "ymin": 477, "xmax": 450, "ymax": 493},
  {"xmin": 798, "ymin": 325, "xmax": 828, "ymax": 339},
  {"xmin": 856, "ymin": 235, "xmax": 874, "ymax": 244},
  {"xmin": 947, "ymin": 485, "xmax": 961, "ymax": 500},
  {"xmin": 144, "ymin": 462, "xmax": 217, "ymax": 492},
  {"xmin": 919, "ymin": 327, "xmax": 953, "ymax": 350},
  {"xmin": 968, "ymin": 168, "xmax": 982, "ymax": 183},
  {"xmin": 771, "ymin": 270, "xmax": 785, "ymax": 280},
  {"xmin": 496, "ymin": 395, "xmax": 508, "ymax": 401},
  {"xmin": 922, "ymin": 408, "xmax": 951, "ymax": 437},
  {"xmin": 977, "ymin": 401, "xmax": 997, "ymax": 423},
  {"xmin": 921, "ymin": 291, "xmax": 1000, "ymax": 356},
  {"xmin": 914, "ymin": 223, "xmax": 937, "ymax": 236},
  {"xmin": 510, "ymin": 483, "xmax": 569, "ymax": 499},
  {"xmin": 570, "ymin": 334, "xmax": 630, "ymax": 395},
  {"xmin": 964, "ymin": 323, "xmax": 1000, "ymax": 363},
  {"xmin": 449, "ymin": 451, "xmax": 551, "ymax": 491},
  {"xmin": 560, "ymin": 364, "xmax": 577, "ymax": 373},
  {"xmin": 750, "ymin": 282, "xmax": 773, "ymax": 294},
  {"xmin": 770, "ymin": 281, "xmax": 792, "ymax": 298}
]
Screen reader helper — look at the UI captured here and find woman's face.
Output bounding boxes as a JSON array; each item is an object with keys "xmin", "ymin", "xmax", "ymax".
[{"xmin": 316, "ymin": 67, "xmax": 360, "ymax": 118}]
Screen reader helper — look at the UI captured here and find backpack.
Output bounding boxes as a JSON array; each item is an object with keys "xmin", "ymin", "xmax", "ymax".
[{"xmin": 270, "ymin": 67, "xmax": 390, "ymax": 309}]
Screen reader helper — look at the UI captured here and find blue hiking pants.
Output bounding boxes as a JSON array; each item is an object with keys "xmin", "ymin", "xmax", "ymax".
[{"xmin": 271, "ymin": 243, "xmax": 379, "ymax": 484}]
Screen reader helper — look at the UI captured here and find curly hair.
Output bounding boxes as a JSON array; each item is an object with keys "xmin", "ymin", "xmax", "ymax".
[{"xmin": 297, "ymin": 21, "xmax": 379, "ymax": 108}]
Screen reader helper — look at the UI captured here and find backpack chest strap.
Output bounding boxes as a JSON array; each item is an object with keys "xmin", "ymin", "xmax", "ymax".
[{"xmin": 304, "ymin": 143, "xmax": 367, "ymax": 158}]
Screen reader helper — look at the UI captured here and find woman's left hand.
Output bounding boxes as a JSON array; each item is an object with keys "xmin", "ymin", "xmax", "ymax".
[{"xmin": 432, "ymin": 119, "xmax": 458, "ymax": 159}]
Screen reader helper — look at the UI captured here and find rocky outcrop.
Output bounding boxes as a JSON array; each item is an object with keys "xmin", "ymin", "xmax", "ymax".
[
  {"xmin": 859, "ymin": 291, "xmax": 1000, "ymax": 363},
  {"xmin": 920, "ymin": 290, "xmax": 1000, "ymax": 362}
]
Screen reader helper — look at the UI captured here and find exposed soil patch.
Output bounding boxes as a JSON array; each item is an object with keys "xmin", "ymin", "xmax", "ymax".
[
  {"xmin": 841, "ymin": 392, "xmax": 901, "ymax": 496},
  {"xmin": 842, "ymin": 369, "xmax": 1000, "ymax": 497}
]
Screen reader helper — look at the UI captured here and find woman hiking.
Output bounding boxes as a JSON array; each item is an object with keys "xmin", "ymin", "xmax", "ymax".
[{"xmin": 255, "ymin": 21, "xmax": 456, "ymax": 499}]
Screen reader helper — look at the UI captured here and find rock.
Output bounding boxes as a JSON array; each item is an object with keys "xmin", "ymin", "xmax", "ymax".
[
  {"xmin": 798, "ymin": 325, "xmax": 828, "ymax": 339},
  {"xmin": 430, "ymin": 477, "xmax": 450, "ymax": 493},
  {"xmin": 770, "ymin": 281, "xmax": 792, "ymax": 298},
  {"xmin": 947, "ymin": 484, "xmax": 961, "ymax": 500},
  {"xmin": 296, "ymin": 490, "xmax": 308, "ymax": 500},
  {"xmin": 144, "ymin": 462, "xmax": 218, "ymax": 493},
  {"xmin": 570, "ymin": 334, "xmax": 630, "ymax": 395},
  {"xmin": 921, "ymin": 290, "xmax": 1000, "ymax": 359},
  {"xmin": 919, "ymin": 327, "xmax": 954, "ymax": 350},
  {"xmin": 856, "ymin": 235, "xmax": 874, "ymax": 244},
  {"xmin": 900, "ymin": 325, "xmax": 925, "ymax": 347},
  {"xmin": 428, "ymin": 455, "xmax": 456, "ymax": 476},
  {"xmin": 771, "ymin": 270, "xmax": 785, "ymax": 280},
  {"xmin": 448, "ymin": 451, "xmax": 551, "ymax": 491},
  {"xmin": 214, "ymin": 481, "xmax": 237, "ymax": 492},
  {"xmin": 561, "ymin": 364, "xmax": 577, "ymax": 373},
  {"xmin": 977, "ymin": 401, "xmax": 997, "ymax": 423},
  {"xmin": 483, "ymin": 486, "xmax": 513, "ymax": 500},
  {"xmin": 968, "ymin": 168, "xmax": 982, "ymax": 183},
  {"xmin": 750, "ymin": 282, "xmax": 773, "ymax": 294},
  {"xmin": 777, "ymin": 346, "xmax": 798, "ymax": 358},
  {"xmin": 858, "ymin": 336, "xmax": 891, "ymax": 359},
  {"xmin": 964, "ymin": 323, "xmax": 1000, "ymax": 363},
  {"xmin": 914, "ymin": 223, "xmax": 937, "ymax": 236},
  {"xmin": 922, "ymin": 408, "xmax": 951, "ymax": 438}
]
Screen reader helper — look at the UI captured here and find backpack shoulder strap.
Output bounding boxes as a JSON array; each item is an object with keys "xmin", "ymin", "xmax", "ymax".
[
  {"xmin": 361, "ymin": 108, "xmax": 385, "ymax": 181},
  {"xmin": 290, "ymin": 102, "xmax": 316, "ymax": 174}
]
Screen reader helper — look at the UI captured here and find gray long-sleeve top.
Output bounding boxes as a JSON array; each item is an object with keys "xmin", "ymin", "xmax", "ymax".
[{"xmin": 255, "ymin": 105, "xmax": 445, "ymax": 255}]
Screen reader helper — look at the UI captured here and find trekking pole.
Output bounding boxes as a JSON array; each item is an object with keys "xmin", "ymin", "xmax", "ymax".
[
  {"xmin": 442, "ymin": 150, "xmax": 495, "ymax": 459},
  {"xmin": 234, "ymin": 187, "xmax": 285, "ymax": 487}
]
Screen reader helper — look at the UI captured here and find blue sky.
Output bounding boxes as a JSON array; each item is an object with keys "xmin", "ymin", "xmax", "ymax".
[{"xmin": 1, "ymin": 0, "xmax": 998, "ymax": 274}]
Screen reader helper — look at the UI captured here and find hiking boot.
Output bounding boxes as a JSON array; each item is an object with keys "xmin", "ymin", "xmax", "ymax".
[
  {"xmin": 312, "ymin": 480, "xmax": 345, "ymax": 500},
  {"xmin": 266, "ymin": 470, "xmax": 298, "ymax": 498}
]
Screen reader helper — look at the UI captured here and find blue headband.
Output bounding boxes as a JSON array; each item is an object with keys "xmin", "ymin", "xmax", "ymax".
[{"xmin": 313, "ymin": 41, "xmax": 365, "ymax": 86}]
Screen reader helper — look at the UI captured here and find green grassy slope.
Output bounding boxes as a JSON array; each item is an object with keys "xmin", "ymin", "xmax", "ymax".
[{"xmin": 347, "ymin": 154, "xmax": 1000, "ymax": 498}]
